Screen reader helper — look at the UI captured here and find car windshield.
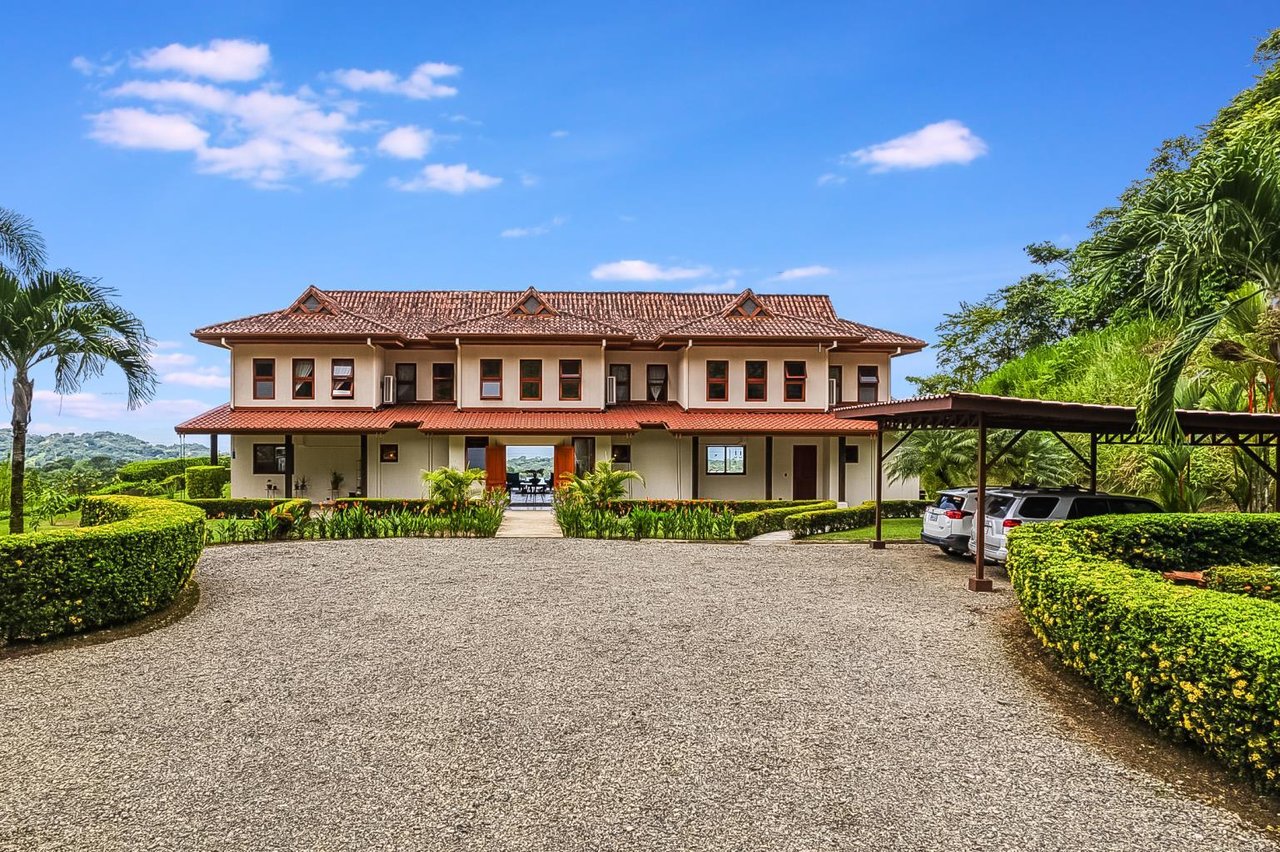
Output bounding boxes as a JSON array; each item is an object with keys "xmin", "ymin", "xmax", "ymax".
[{"xmin": 934, "ymin": 494, "xmax": 965, "ymax": 512}]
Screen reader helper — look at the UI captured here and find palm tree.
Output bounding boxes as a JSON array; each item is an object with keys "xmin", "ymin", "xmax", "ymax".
[
  {"xmin": 0, "ymin": 270, "xmax": 155, "ymax": 533},
  {"xmin": 0, "ymin": 206, "xmax": 47, "ymax": 280},
  {"xmin": 563, "ymin": 460, "xmax": 645, "ymax": 509},
  {"xmin": 1085, "ymin": 119, "xmax": 1280, "ymax": 438},
  {"xmin": 886, "ymin": 430, "xmax": 977, "ymax": 497},
  {"xmin": 420, "ymin": 465, "xmax": 486, "ymax": 508}
]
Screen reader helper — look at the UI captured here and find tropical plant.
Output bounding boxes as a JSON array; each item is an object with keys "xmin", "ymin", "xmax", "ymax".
[
  {"xmin": 0, "ymin": 269, "xmax": 155, "ymax": 533},
  {"xmin": 988, "ymin": 431, "xmax": 1080, "ymax": 487},
  {"xmin": 561, "ymin": 460, "xmax": 645, "ymax": 510},
  {"xmin": 885, "ymin": 430, "xmax": 977, "ymax": 497},
  {"xmin": 420, "ymin": 465, "xmax": 487, "ymax": 508},
  {"xmin": 0, "ymin": 206, "xmax": 46, "ymax": 280}
]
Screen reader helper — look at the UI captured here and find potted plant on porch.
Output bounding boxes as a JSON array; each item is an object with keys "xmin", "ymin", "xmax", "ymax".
[{"xmin": 329, "ymin": 470, "xmax": 345, "ymax": 500}]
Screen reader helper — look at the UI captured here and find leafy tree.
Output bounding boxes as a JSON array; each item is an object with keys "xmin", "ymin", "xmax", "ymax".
[
  {"xmin": 886, "ymin": 431, "xmax": 977, "ymax": 496},
  {"xmin": 562, "ymin": 460, "xmax": 645, "ymax": 509},
  {"xmin": 0, "ymin": 269, "xmax": 155, "ymax": 533},
  {"xmin": 0, "ymin": 206, "xmax": 46, "ymax": 281}
]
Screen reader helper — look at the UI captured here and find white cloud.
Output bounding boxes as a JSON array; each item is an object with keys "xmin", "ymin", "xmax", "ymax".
[
  {"xmin": 591, "ymin": 260, "xmax": 711, "ymax": 282},
  {"xmin": 103, "ymin": 79, "xmax": 361, "ymax": 186},
  {"xmin": 88, "ymin": 108, "xmax": 208, "ymax": 151},
  {"xmin": 331, "ymin": 61, "xmax": 461, "ymax": 99},
  {"xmin": 133, "ymin": 39, "xmax": 270, "ymax": 82},
  {"xmin": 161, "ymin": 367, "xmax": 229, "ymax": 388},
  {"xmin": 377, "ymin": 125, "xmax": 434, "ymax": 159},
  {"xmin": 32, "ymin": 390, "xmax": 209, "ymax": 421},
  {"xmin": 149, "ymin": 351, "xmax": 197, "ymax": 368},
  {"xmin": 773, "ymin": 265, "xmax": 834, "ymax": 281},
  {"xmin": 392, "ymin": 163, "xmax": 501, "ymax": 194},
  {"xmin": 71, "ymin": 55, "xmax": 119, "ymax": 77},
  {"xmin": 550, "ymin": 129, "xmax": 569, "ymax": 138},
  {"xmin": 844, "ymin": 120, "xmax": 987, "ymax": 172},
  {"xmin": 816, "ymin": 172, "xmax": 846, "ymax": 186},
  {"xmin": 500, "ymin": 216, "xmax": 566, "ymax": 238}
]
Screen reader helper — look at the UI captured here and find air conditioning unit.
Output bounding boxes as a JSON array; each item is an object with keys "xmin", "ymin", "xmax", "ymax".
[
  {"xmin": 381, "ymin": 375, "xmax": 395, "ymax": 405},
  {"xmin": 828, "ymin": 378, "xmax": 839, "ymax": 406},
  {"xmin": 605, "ymin": 375, "xmax": 617, "ymax": 406}
]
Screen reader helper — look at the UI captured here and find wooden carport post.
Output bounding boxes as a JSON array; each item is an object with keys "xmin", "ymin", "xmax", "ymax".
[
  {"xmin": 872, "ymin": 429, "xmax": 885, "ymax": 549},
  {"xmin": 968, "ymin": 413, "xmax": 993, "ymax": 592}
]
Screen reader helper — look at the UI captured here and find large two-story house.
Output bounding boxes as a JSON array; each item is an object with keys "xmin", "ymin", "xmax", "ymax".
[{"xmin": 176, "ymin": 286, "xmax": 924, "ymax": 503}]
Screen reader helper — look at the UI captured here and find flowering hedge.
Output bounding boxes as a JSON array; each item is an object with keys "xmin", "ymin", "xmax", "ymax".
[
  {"xmin": 733, "ymin": 501, "xmax": 838, "ymax": 539},
  {"xmin": 0, "ymin": 496, "xmax": 205, "ymax": 643},
  {"xmin": 784, "ymin": 500, "xmax": 928, "ymax": 538},
  {"xmin": 1203, "ymin": 564, "xmax": 1280, "ymax": 601},
  {"xmin": 1006, "ymin": 516, "xmax": 1280, "ymax": 792}
]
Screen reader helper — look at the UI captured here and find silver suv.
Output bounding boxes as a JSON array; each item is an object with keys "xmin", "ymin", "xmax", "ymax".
[
  {"xmin": 921, "ymin": 487, "xmax": 979, "ymax": 556},
  {"xmin": 969, "ymin": 488, "xmax": 1162, "ymax": 563}
]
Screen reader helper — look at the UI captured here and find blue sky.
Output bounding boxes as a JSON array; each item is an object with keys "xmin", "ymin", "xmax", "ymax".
[{"xmin": 1, "ymin": 2, "xmax": 1275, "ymax": 442}]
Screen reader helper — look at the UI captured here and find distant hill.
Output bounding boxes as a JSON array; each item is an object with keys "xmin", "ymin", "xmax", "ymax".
[{"xmin": 0, "ymin": 429, "xmax": 209, "ymax": 467}]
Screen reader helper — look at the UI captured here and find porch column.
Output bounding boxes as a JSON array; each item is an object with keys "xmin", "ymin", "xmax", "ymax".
[
  {"xmin": 690, "ymin": 435, "xmax": 699, "ymax": 499},
  {"xmin": 359, "ymin": 434, "xmax": 369, "ymax": 497},
  {"xmin": 765, "ymin": 435, "xmax": 774, "ymax": 500},
  {"xmin": 283, "ymin": 434, "xmax": 294, "ymax": 498},
  {"xmin": 837, "ymin": 436, "xmax": 847, "ymax": 503},
  {"xmin": 209, "ymin": 434, "xmax": 218, "ymax": 465},
  {"xmin": 969, "ymin": 414, "xmax": 994, "ymax": 592},
  {"xmin": 872, "ymin": 429, "xmax": 884, "ymax": 549}
]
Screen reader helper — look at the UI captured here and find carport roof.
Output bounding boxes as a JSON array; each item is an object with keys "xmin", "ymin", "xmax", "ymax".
[{"xmin": 835, "ymin": 392, "xmax": 1280, "ymax": 440}]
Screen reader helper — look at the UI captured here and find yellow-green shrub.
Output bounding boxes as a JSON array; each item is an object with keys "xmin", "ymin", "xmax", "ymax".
[
  {"xmin": 1007, "ymin": 516, "xmax": 1280, "ymax": 791},
  {"xmin": 0, "ymin": 496, "xmax": 205, "ymax": 642}
]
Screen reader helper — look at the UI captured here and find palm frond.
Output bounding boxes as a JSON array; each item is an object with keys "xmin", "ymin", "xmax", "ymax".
[{"xmin": 0, "ymin": 207, "xmax": 47, "ymax": 281}]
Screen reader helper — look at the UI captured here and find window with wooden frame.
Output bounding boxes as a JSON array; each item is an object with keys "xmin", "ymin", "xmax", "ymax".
[
  {"xmin": 829, "ymin": 365, "xmax": 843, "ymax": 405},
  {"xmin": 706, "ymin": 445, "xmax": 746, "ymax": 475},
  {"xmin": 432, "ymin": 363, "xmax": 455, "ymax": 402},
  {"xmin": 646, "ymin": 364, "xmax": 668, "ymax": 402},
  {"xmin": 706, "ymin": 360, "xmax": 728, "ymax": 401},
  {"xmin": 745, "ymin": 360, "xmax": 767, "ymax": 401},
  {"xmin": 783, "ymin": 361, "xmax": 807, "ymax": 401},
  {"xmin": 252, "ymin": 359, "xmax": 275, "ymax": 399},
  {"xmin": 394, "ymin": 363, "xmax": 416, "ymax": 403},
  {"xmin": 731, "ymin": 294, "xmax": 767, "ymax": 318},
  {"xmin": 285, "ymin": 358, "xmax": 312, "ymax": 400},
  {"xmin": 559, "ymin": 359, "xmax": 582, "ymax": 400},
  {"xmin": 380, "ymin": 444, "xmax": 399, "ymax": 463},
  {"xmin": 464, "ymin": 436, "xmax": 487, "ymax": 470},
  {"xmin": 519, "ymin": 359, "xmax": 543, "ymax": 400},
  {"xmin": 480, "ymin": 359, "xmax": 503, "ymax": 399},
  {"xmin": 331, "ymin": 358, "xmax": 355, "ymax": 399},
  {"xmin": 608, "ymin": 364, "xmax": 631, "ymax": 402},
  {"xmin": 857, "ymin": 365, "xmax": 880, "ymax": 403},
  {"xmin": 252, "ymin": 443, "xmax": 287, "ymax": 474}
]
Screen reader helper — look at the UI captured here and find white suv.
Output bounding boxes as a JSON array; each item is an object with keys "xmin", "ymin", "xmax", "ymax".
[
  {"xmin": 921, "ymin": 488, "xmax": 979, "ymax": 556},
  {"xmin": 970, "ymin": 488, "xmax": 1162, "ymax": 563}
]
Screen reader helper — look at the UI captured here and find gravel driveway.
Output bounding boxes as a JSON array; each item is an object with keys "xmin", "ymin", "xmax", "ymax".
[{"xmin": 1, "ymin": 539, "xmax": 1274, "ymax": 851}]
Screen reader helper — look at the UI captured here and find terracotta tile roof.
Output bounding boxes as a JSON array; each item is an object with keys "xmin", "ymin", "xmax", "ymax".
[
  {"xmin": 175, "ymin": 403, "xmax": 878, "ymax": 436},
  {"xmin": 194, "ymin": 287, "xmax": 925, "ymax": 348}
]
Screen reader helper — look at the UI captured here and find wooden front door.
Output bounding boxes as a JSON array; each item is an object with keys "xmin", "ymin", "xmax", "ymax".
[
  {"xmin": 792, "ymin": 445, "xmax": 818, "ymax": 500},
  {"xmin": 553, "ymin": 445, "xmax": 575, "ymax": 489},
  {"xmin": 485, "ymin": 445, "xmax": 506, "ymax": 492}
]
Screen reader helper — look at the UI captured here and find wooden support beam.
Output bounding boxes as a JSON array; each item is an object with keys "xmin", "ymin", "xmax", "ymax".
[
  {"xmin": 1089, "ymin": 433, "xmax": 1098, "ymax": 493},
  {"xmin": 969, "ymin": 414, "xmax": 993, "ymax": 592},
  {"xmin": 872, "ymin": 429, "xmax": 885, "ymax": 549},
  {"xmin": 986, "ymin": 429, "xmax": 1028, "ymax": 469}
]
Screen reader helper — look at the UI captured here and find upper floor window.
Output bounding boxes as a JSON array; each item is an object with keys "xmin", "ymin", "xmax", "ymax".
[
  {"xmin": 432, "ymin": 363, "xmax": 455, "ymax": 402},
  {"xmin": 520, "ymin": 359, "xmax": 543, "ymax": 401},
  {"xmin": 784, "ymin": 361, "xmax": 807, "ymax": 401},
  {"xmin": 646, "ymin": 364, "xmax": 669, "ymax": 402},
  {"xmin": 480, "ymin": 359, "xmax": 503, "ymax": 399},
  {"xmin": 829, "ymin": 365, "xmax": 843, "ymax": 405},
  {"xmin": 559, "ymin": 359, "xmax": 582, "ymax": 400},
  {"xmin": 858, "ymin": 365, "xmax": 880, "ymax": 402},
  {"xmin": 608, "ymin": 364, "xmax": 631, "ymax": 403},
  {"xmin": 746, "ymin": 361, "xmax": 767, "ymax": 402},
  {"xmin": 394, "ymin": 363, "xmax": 416, "ymax": 403},
  {"xmin": 331, "ymin": 359, "xmax": 355, "ymax": 399},
  {"xmin": 252, "ymin": 359, "xmax": 275, "ymax": 399},
  {"xmin": 706, "ymin": 360, "xmax": 728, "ymax": 401},
  {"xmin": 292, "ymin": 358, "xmax": 315, "ymax": 400}
]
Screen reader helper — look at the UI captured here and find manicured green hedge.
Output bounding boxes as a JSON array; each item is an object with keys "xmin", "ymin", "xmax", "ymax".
[
  {"xmin": 610, "ymin": 498, "xmax": 826, "ymax": 516},
  {"xmin": 184, "ymin": 465, "xmax": 228, "ymax": 499},
  {"xmin": 1204, "ymin": 564, "xmax": 1280, "ymax": 601},
  {"xmin": 117, "ymin": 456, "xmax": 227, "ymax": 483},
  {"xmin": 0, "ymin": 495, "xmax": 205, "ymax": 642},
  {"xmin": 180, "ymin": 498, "xmax": 313, "ymax": 519},
  {"xmin": 784, "ymin": 500, "xmax": 929, "ymax": 538},
  {"xmin": 93, "ymin": 480, "xmax": 166, "ymax": 497},
  {"xmin": 1006, "ymin": 516, "xmax": 1280, "ymax": 792},
  {"xmin": 733, "ymin": 501, "xmax": 838, "ymax": 539}
]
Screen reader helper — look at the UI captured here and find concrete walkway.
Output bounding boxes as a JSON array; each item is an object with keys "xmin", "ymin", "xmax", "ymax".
[
  {"xmin": 496, "ymin": 509, "xmax": 561, "ymax": 538},
  {"xmin": 745, "ymin": 529, "xmax": 794, "ymax": 544}
]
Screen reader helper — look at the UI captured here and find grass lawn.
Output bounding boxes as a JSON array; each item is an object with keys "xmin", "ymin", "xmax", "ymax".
[
  {"xmin": 0, "ymin": 512, "xmax": 81, "ymax": 536},
  {"xmin": 802, "ymin": 517, "xmax": 923, "ymax": 542}
]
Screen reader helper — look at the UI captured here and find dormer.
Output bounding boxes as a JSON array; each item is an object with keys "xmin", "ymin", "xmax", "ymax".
[
  {"xmin": 287, "ymin": 285, "xmax": 338, "ymax": 316},
  {"xmin": 725, "ymin": 288, "xmax": 770, "ymax": 319},
  {"xmin": 508, "ymin": 286, "xmax": 556, "ymax": 317}
]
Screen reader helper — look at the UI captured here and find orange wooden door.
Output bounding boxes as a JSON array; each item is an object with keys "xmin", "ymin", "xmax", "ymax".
[
  {"xmin": 485, "ymin": 445, "xmax": 506, "ymax": 492},
  {"xmin": 553, "ymin": 445, "xmax": 575, "ymax": 488}
]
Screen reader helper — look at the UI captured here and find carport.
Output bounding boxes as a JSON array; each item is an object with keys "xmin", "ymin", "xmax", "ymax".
[{"xmin": 837, "ymin": 393, "xmax": 1280, "ymax": 592}]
